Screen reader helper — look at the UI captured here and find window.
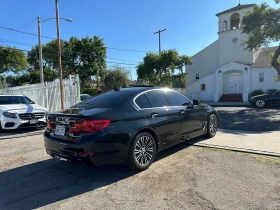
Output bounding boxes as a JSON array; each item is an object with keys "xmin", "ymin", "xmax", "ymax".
[
  {"xmin": 223, "ymin": 21, "xmax": 228, "ymax": 31},
  {"xmin": 259, "ymin": 73, "xmax": 264, "ymax": 82},
  {"xmin": 73, "ymin": 91, "xmax": 132, "ymax": 108},
  {"xmin": 146, "ymin": 90, "xmax": 169, "ymax": 107},
  {"xmin": 201, "ymin": 84, "xmax": 206, "ymax": 91},
  {"xmin": 135, "ymin": 93, "xmax": 151, "ymax": 109},
  {"xmin": 0, "ymin": 96, "xmax": 35, "ymax": 105},
  {"xmin": 164, "ymin": 90, "xmax": 191, "ymax": 106},
  {"xmin": 230, "ymin": 13, "xmax": 240, "ymax": 30},
  {"xmin": 195, "ymin": 74, "xmax": 200, "ymax": 80}
]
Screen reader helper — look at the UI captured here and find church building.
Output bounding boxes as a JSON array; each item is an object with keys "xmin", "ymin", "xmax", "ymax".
[{"xmin": 186, "ymin": 4, "xmax": 280, "ymax": 102}]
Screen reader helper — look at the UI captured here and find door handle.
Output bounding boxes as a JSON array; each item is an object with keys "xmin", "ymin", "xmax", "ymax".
[
  {"xmin": 151, "ymin": 113, "xmax": 159, "ymax": 118},
  {"xmin": 180, "ymin": 110, "xmax": 186, "ymax": 114}
]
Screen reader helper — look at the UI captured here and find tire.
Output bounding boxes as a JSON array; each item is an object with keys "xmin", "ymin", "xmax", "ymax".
[
  {"xmin": 127, "ymin": 132, "xmax": 156, "ymax": 171},
  {"xmin": 255, "ymin": 99, "xmax": 266, "ymax": 108},
  {"xmin": 206, "ymin": 114, "xmax": 218, "ymax": 138}
]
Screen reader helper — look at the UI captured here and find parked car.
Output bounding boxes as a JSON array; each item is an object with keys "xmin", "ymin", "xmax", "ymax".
[
  {"xmin": 44, "ymin": 87, "xmax": 219, "ymax": 171},
  {"xmin": 80, "ymin": 94, "xmax": 92, "ymax": 101},
  {"xmin": 250, "ymin": 90, "xmax": 280, "ymax": 108},
  {"xmin": 0, "ymin": 95, "xmax": 48, "ymax": 130}
]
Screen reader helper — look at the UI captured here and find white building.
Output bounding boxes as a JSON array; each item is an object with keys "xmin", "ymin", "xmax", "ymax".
[{"xmin": 186, "ymin": 4, "xmax": 280, "ymax": 102}]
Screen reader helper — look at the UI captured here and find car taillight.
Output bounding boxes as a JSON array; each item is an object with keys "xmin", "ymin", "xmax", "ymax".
[
  {"xmin": 70, "ymin": 120, "xmax": 110, "ymax": 134},
  {"xmin": 47, "ymin": 122, "xmax": 53, "ymax": 130}
]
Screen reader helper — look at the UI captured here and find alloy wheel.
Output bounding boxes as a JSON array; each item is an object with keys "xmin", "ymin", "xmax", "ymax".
[
  {"xmin": 256, "ymin": 100, "xmax": 265, "ymax": 108},
  {"xmin": 209, "ymin": 114, "xmax": 218, "ymax": 136},
  {"xmin": 134, "ymin": 135, "xmax": 154, "ymax": 166}
]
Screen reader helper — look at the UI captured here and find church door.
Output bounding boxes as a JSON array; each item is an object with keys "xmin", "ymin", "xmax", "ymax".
[{"xmin": 228, "ymin": 75, "xmax": 242, "ymax": 94}]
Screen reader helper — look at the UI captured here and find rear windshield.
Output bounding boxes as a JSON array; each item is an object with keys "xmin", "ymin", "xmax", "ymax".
[{"xmin": 73, "ymin": 91, "xmax": 132, "ymax": 108}]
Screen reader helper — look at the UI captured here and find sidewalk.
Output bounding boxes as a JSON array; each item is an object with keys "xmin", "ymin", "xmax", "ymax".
[
  {"xmin": 203, "ymin": 101, "xmax": 251, "ymax": 107},
  {"xmin": 187, "ymin": 129, "xmax": 280, "ymax": 157}
]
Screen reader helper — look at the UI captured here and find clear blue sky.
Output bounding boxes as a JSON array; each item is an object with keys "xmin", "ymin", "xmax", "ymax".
[{"xmin": 0, "ymin": 0, "xmax": 278, "ymax": 79}]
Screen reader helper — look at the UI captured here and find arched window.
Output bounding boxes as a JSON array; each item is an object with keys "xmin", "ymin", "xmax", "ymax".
[
  {"xmin": 223, "ymin": 21, "xmax": 228, "ymax": 31},
  {"xmin": 230, "ymin": 13, "xmax": 240, "ymax": 30}
]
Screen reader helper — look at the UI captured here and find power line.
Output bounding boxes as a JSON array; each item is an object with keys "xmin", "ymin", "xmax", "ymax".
[
  {"xmin": 0, "ymin": 46, "xmax": 138, "ymax": 67},
  {"xmin": 0, "ymin": 39, "xmax": 34, "ymax": 47},
  {"xmin": 0, "ymin": 27, "xmax": 153, "ymax": 53},
  {"xmin": 17, "ymin": 18, "xmax": 37, "ymax": 30},
  {"xmin": 58, "ymin": 0, "xmax": 155, "ymax": 32},
  {"xmin": 69, "ymin": 0, "xmax": 159, "ymax": 29},
  {"xmin": 0, "ymin": 26, "xmax": 54, "ymax": 40}
]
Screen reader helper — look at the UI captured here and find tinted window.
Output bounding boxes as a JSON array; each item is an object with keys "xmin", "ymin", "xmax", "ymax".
[
  {"xmin": 81, "ymin": 95, "xmax": 91, "ymax": 101},
  {"xmin": 0, "ymin": 96, "xmax": 35, "ymax": 105},
  {"xmin": 146, "ymin": 90, "xmax": 169, "ymax": 107},
  {"xmin": 135, "ymin": 94, "xmax": 151, "ymax": 109},
  {"xmin": 164, "ymin": 90, "xmax": 191, "ymax": 106},
  {"xmin": 73, "ymin": 91, "xmax": 132, "ymax": 108}
]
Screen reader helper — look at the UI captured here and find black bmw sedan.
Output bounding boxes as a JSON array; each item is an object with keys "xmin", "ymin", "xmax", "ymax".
[
  {"xmin": 250, "ymin": 90, "xmax": 280, "ymax": 108},
  {"xmin": 44, "ymin": 87, "xmax": 219, "ymax": 171}
]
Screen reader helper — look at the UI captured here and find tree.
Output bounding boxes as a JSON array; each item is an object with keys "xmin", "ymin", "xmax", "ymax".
[
  {"xmin": 103, "ymin": 66, "xmax": 130, "ymax": 91},
  {"xmin": 27, "ymin": 36, "xmax": 107, "ymax": 87},
  {"xmin": 242, "ymin": 0, "xmax": 280, "ymax": 79},
  {"xmin": 136, "ymin": 49, "xmax": 192, "ymax": 86},
  {"xmin": 0, "ymin": 46, "xmax": 27, "ymax": 74}
]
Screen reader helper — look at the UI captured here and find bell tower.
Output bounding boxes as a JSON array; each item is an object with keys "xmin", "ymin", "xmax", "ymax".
[{"xmin": 216, "ymin": 4, "xmax": 254, "ymax": 67}]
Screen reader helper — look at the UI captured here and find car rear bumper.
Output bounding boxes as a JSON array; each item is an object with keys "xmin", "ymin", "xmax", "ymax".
[{"xmin": 44, "ymin": 132, "xmax": 130, "ymax": 166}]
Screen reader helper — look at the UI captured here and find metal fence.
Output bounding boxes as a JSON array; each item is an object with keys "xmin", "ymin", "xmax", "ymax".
[{"xmin": 0, "ymin": 77, "xmax": 79, "ymax": 112}]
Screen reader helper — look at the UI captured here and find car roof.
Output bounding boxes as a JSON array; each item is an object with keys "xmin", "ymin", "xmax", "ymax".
[{"xmin": 116, "ymin": 86, "xmax": 165, "ymax": 94}]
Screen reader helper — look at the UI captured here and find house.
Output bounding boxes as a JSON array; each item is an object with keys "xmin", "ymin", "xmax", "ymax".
[{"xmin": 186, "ymin": 4, "xmax": 280, "ymax": 102}]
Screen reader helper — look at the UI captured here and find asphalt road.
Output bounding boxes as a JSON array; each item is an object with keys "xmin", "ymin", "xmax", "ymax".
[
  {"xmin": 215, "ymin": 107, "xmax": 280, "ymax": 131},
  {"xmin": 0, "ymin": 135, "xmax": 279, "ymax": 210}
]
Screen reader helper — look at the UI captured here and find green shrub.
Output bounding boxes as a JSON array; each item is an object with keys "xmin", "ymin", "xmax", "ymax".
[
  {"xmin": 266, "ymin": 88, "xmax": 278, "ymax": 94},
  {"xmin": 82, "ymin": 88, "xmax": 99, "ymax": 96},
  {"xmin": 249, "ymin": 89, "xmax": 264, "ymax": 98}
]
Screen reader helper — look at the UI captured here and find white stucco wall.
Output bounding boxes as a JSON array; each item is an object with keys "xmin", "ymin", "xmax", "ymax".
[
  {"xmin": 186, "ymin": 73, "xmax": 216, "ymax": 101},
  {"xmin": 186, "ymin": 40, "xmax": 219, "ymax": 85},
  {"xmin": 251, "ymin": 68, "xmax": 280, "ymax": 92},
  {"xmin": 218, "ymin": 29, "xmax": 253, "ymax": 67}
]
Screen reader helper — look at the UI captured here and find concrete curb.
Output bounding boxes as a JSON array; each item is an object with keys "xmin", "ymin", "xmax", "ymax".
[{"xmin": 187, "ymin": 142, "xmax": 280, "ymax": 158}]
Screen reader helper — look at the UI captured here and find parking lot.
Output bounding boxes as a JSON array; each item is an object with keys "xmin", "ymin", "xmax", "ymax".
[
  {"xmin": 0, "ymin": 106, "xmax": 280, "ymax": 210},
  {"xmin": 215, "ymin": 106, "xmax": 280, "ymax": 131}
]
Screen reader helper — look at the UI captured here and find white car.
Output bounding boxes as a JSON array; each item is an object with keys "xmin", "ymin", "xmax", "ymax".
[{"xmin": 0, "ymin": 95, "xmax": 48, "ymax": 130}]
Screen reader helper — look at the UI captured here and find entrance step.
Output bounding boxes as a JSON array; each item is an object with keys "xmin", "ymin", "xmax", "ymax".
[{"xmin": 219, "ymin": 94, "xmax": 243, "ymax": 102}]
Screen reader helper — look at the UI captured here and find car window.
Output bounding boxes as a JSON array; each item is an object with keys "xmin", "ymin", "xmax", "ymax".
[
  {"xmin": 164, "ymin": 90, "xmax": 191, "ymax": 106},
  {"xmin": 135, "ymin": 93, "xmax": 151, "ymax": 109},
  {"xmin": 81, "ymin": 95, "xmax": 91, "ymax": 101},
  {"xmin": 0, "ymin": 96, "xmax": 34, "ymax": 105},
  {"xmin": 73, "ymin": 91, "xmax": 132, "ymax": 108},
  {"xmin": 145, "ymin": 90, "xmax": 169, "ymax": 107}
]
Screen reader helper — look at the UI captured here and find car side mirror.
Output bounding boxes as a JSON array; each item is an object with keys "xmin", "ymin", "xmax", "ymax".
[{"xmin": 193, "ymin": 99, "xmax": 200, "ymax": 106}]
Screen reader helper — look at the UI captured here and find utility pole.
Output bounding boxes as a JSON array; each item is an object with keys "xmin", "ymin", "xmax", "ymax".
[
  {"xmin": 55, "ymin": 0, "xmax": 64, "ymax": 110},
  {"xmin": 154, "ymin": 28, "xmax": 166, "ymax": 53},
  {"xmin": 37, "ymin": 17, "xmax": 44, "ymax": 84}
]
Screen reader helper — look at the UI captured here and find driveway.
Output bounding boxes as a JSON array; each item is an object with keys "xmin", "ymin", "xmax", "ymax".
[
  {"xmin": 215, "ymin": 107, "xmax": 280, "ymax": 131},
  {"xmin": 0, "ymin": 135, "xmax": 279, "ymax": 210}
]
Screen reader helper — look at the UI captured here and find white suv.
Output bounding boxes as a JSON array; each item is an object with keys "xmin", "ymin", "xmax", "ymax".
[{"xmin": 0, "ymin": 95, "xmax": 48, "ymax": 130}]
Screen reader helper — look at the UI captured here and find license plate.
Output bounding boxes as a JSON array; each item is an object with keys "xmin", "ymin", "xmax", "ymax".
[
  {"xmin": 30, "ymin": 119, "xmax": 38, "ymax": 124},
  {"xmin": 55, "ymin": 125, "xmax": 66, "ymax": 136}
]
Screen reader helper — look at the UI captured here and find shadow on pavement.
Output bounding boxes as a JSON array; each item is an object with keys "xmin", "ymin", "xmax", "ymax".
[
  {"xmin": 218, "ymin": 108, "xmax": 280, "ymax": 131},
  {"xmin": 0, "ymin": 142, "xmax": 192, "ymax": 210},
  {"xmin": 0, "ymin": 128, "xmax": 45, "ymax": 140}
]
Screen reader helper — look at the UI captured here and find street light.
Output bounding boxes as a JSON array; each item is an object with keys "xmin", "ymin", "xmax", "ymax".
[{"xmin": 37, "ymin": 17, "xmax": 73, "ymax": 84}]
